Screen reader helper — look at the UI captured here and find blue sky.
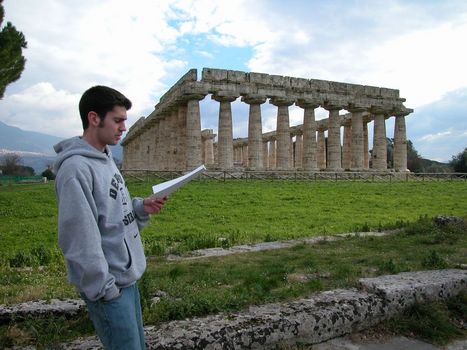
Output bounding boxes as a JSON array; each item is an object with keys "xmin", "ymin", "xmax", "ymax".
[{"xmin": 1, "ymin": 0, "xmax": 466, "ymax": 161}]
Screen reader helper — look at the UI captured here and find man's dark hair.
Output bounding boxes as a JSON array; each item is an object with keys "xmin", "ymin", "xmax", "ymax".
[{"xmin": 79, "ymin": 85, "xmax": 132, "ymax": 130}]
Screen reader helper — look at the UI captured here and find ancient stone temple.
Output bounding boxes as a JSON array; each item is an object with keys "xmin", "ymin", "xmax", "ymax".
[{"xmin": 121, "ymin": 68, "xmax": 413, "ymax": 172}]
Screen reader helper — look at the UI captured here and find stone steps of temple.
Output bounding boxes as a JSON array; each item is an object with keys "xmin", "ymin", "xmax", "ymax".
[{"xmin": 48, "ymin": 269, "xmax": 467, "ymax": 349}]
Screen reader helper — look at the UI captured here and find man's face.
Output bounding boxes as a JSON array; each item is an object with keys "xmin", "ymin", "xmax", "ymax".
[{"xmin": 96, "ymin": 106, "xmax": 127, "ymax": 147}]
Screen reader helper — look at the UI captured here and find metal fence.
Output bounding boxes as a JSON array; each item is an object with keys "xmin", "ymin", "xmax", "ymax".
[
  {"xmin": 0, "ymin": 175, "xmax": 47, "ymax": 184},
  {"xmin": 122, "ymin": 170, "xmax": 467, "ymax": 183}
]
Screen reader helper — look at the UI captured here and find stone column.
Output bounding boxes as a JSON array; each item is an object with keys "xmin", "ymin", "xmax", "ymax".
[
  {"xmin": 349, "ymin": 108, "xmax": 365, "ymax": 171},
  {"xmin": 270, "ymin": 98, "xmax": 294, "ymax": 170},
  {"xmin": 295, "ymin": 132, "xmax": 303, "ymax": 169},
  {"xmin": 393, "ymin": 112, "xmax": 410, "ymax": 172},
  {"xmin": 122, "ymin": 142, "xmax": 129, "ymax": 170},
  {"xmin": 158, "ymin": 117, "xmax": 168, "ymax": 170},
  {"xmin": 163, "ymin": 116, "xmax": 172, "ymax": 170},
  {"xmin": 185, "ymin": 94, "xmax": 205, "ymax": 170},
  {"xmin": 269, "ymin": 138, "xmax": 277, "ymax": 169},
  {"xmin": 242, "ymin": 95, "xmax": 267, "ymax": 170},
  {"xmin": 169, "ymin": 109, "xmax": 178, "ymax": 170},
  {"xmin": 262, "ymin": 140, "xmax": 269, "ymax": 169},
  {"xmin": 212, "ymin": 92, "xmax": 238, "ymax": 170},
  {"xmin": 371, "ymin": 110, "xmax": 387, "ymax": 171},
  {"xmin": 238, "ymin": 145, "xmax": 243, "ymax": 164},
  {"xmin": 317, "ymin": 127, "xmax": 326, "ymax": 170},
  {"xmin": 177, "ymin": 105, "xmax": 187, "ymax": 171},
  {"xmin": 147, "ymin": 120, "xmax": 158, "ymax": 170},
  {"xmin": 155, "ymin": 117, "xmax": 163, "ymax": 170},
  {"xmin": 150, "ymin": 120, "xmax": 158, "ymax": 170},
  {"xmin": 201, "ymin": 129, "xmax": 216, "ymax": 166},
  {"xmin": 141, "ymin": 129, "xmax": 151, "ymax": 170},
  {"xmin": 233, "ymin": 145, "xmax": 238, "ymax": 163},
  {"xmin": 342, "ymin": 118, "xmax": 352, "ymax": 170},
  {"xmin": 297, "ymin": 99, "xmax": 319, "ymax": 171},
  {"xmin": 242, "ymin": 143, "xmax": 248, "ymax": 167},
  {"xmin": 146, "ymin": 125, "xmax": 156, "ymax": 170},
  {"xmin": 323, "ymin": 105, "xmax": 343, "ymax": 171}
]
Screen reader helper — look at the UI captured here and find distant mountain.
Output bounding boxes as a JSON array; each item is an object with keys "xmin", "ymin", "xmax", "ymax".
[
  {"xmin": 419, "ymin": 158, "xmax": 452, "ymax": 173},
  {"xmin": 0, "ymin": 121, "xmax": 63, "ymax": 155},
  {"xmin": 0, "ymin": 121, "xmax": 123, "ymax": 174}
]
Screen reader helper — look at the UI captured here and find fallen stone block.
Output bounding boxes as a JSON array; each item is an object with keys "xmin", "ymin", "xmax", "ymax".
[
  {"xmin": 0, "ymin": 298, "xmax": 85, "ymax": 323},
  {"xmin": 358, "ymin": 269, "xmax": 467, "ymax": 311}
]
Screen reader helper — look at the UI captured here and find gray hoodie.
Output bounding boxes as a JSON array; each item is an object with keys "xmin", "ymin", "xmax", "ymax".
[{"xmin": 54, "ymin": 137, "xmax": 149, "ymax": 301}]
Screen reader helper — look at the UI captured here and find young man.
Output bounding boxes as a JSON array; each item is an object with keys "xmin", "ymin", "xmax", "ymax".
[{"xmin": 54, "ymin": 85, "xmax": 166, "ymax": 349}]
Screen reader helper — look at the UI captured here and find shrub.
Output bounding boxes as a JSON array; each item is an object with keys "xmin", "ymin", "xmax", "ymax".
[
  {"xmin": 41, "ymin": 168, "xmax": 55, "ymax": 180},
  {"xmin": 8, "ymin": 251, "xmax": 34, "ymax": 267},
  {"xmin": 31, "ymin": 245, "xmax": 52, "ymax": 265},
  {"xmin": 421, "ymin": 250, "xmax": 447, "ymax": 269}
]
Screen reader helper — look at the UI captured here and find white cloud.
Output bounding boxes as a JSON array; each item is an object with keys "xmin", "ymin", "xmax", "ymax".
[
  {"xmin": 0, "ymin": 83, "xmax": 81, "ymax": 137},
  {"xmin": 419, "ymin": 131, "xmax": 452, "ymax": 142},
  {"xmin": 173, "ymin": 0, "xmax": 270, "ymax": 47},
  {"xmin": 2, "ymin": 0, "xmax": 467, "ymax": 162},
  {"xmin": 195, "ymin": 50, "xmax": 214, "ymax": 59},
  {"xmin": 1, "ymin": 0, "xmax": 195, "ymax": 138}
]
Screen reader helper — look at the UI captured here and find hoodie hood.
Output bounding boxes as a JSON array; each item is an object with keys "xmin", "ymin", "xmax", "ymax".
[{"xmin": 53, "ymin": 136, "xmax": 112, "ymax": 173}]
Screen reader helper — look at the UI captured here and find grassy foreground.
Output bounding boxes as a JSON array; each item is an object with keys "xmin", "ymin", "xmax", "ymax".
[
  {"xmin": 0, "ymin": 180, "xmax": 466, "ymax": 347},
  {"xmin": 1, "ymin": 180, "xmax": 465, "ymax": 262}
]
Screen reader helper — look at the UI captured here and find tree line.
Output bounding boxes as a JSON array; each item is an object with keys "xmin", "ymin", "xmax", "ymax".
[
  {"xmin": 1, "ymin": 146, "xmax": 466, "ymax": 179},
  {"xmin": 0, "ymin": 154, "xmax": 55, "ymax": 179}
]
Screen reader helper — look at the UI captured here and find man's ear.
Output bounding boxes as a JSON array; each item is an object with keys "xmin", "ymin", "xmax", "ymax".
[{"xmin": 87, "ymin": 111, "xmax": 101, "ymax": 127}]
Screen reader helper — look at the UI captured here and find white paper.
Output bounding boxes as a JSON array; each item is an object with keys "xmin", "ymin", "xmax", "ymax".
[{"xmin": 151, "ymin": 165, "xmax": 206, "ymax": 198}]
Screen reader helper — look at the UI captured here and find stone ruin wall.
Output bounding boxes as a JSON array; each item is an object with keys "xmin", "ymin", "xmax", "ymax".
[{"xmin": 122, "ymin": 68, "xmax": 413, "ymax": 172}]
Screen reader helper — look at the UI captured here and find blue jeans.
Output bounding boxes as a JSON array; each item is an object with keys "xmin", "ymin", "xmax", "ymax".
[{"xmin": 81, "ymin": 284, "xmax": 146, "ymax": 350}]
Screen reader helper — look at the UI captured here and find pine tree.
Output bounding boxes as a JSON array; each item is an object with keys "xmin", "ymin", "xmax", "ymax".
[{"xmin": 0, "ymin": 0, "xmax": 27, "ymax": 99}]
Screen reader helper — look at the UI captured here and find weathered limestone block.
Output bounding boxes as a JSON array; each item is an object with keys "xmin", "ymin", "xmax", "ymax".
[
  {"xmin": 290, "ymin": 77, "xmax": 310, "ymax": 90},
  {"xmin": 359, "ymin": 269, "xmax": 467, "ymax": 312},
  {"xmin": 202, "ymin": 68, "xmax": 228, "ymax": 82},
  {"xmin": 0, "ymin": 299, "xmax": 85, "ymax": 323},
  {"xmin": 364, "ymin": 85, "xmax": 380, "ymax": 96},
  {"xmin": 329, "ymin": 81, "xmax": 351, "ymax": 94},
  {"xmin": 248, "ymin": 72, "xmax": 272, "ymax": 85},
  {"xmin": 158, "ymin": 69, "xmax": 197, "ymax": 106},
  {"xmin": 270, "ymin": 74, "xmax": 291, "ymax": 88},
  {"xmin": 181, "ymin": 81, "xmax": 210, "ymax": 96},
  {"xmin": 227, "ymin": 70, "xmax": 248, "ymax": 83},
  {"xmin": 257, "ymin": 87, "xmax": 287, "ymax": 98},
  {"xmin": 380, "ymin": 87, "xmax": 400, "ymax": 98},
  {"xmin": 137, "ymin": 289, "xmax": 388, "ymax": 349},
  {"xmin": 309, "ymin": 79, "xmax": 331, "ymax": 92}
]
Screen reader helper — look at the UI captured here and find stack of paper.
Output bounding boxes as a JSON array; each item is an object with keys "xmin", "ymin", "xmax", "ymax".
[{"xmin": 151, "ymin": 165, "xmax": 206, "ymax": 198}]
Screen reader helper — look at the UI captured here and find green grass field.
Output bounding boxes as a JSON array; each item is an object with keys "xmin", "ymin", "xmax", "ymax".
[{"xmin": 0, "ymin": 180, "xmax": 466, "ymax": 347}]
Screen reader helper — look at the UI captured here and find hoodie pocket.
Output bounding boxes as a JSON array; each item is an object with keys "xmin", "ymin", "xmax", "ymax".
[{"xmin": 123, "ymin": 238, "xmax": 132, "ymax": 270}]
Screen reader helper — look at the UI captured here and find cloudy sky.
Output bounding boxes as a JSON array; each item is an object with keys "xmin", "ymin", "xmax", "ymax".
[{"xmin": 1, "ymin": 0, "xmax": 466, "ymax": 162}]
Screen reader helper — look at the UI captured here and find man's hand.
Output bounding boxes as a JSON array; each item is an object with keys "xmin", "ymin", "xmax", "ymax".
[{"xmin": 143, "ymin": 196, "xmax": 168, "ymax": 214}]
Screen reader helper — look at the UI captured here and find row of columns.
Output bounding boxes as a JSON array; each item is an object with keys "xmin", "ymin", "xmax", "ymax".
[
  {"xmin": 123, "ymin": 93, "xmax": 409, "ymax": 172},
  {"xmin": 229, "ymin": 99, "xmax": 409, "ymax": 172}
]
